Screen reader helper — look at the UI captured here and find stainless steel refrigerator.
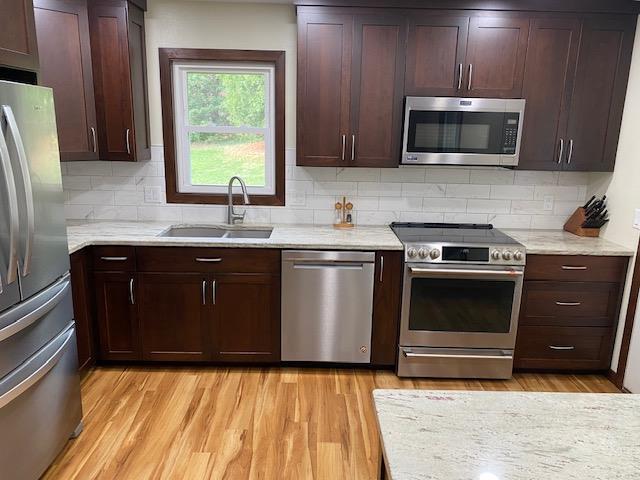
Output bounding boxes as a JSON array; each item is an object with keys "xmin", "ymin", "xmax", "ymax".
[{"xmin": 0, "ymin": 80, "xmax": 82, "ymax": 480}]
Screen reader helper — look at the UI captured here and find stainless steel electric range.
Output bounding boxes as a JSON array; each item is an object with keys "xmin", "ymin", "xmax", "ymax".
[{"xmin": 391, "ymin": 222, "xmax": 526, "ymax": 379}]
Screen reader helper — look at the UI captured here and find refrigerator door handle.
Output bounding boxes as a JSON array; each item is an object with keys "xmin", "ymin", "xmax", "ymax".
[
  {"xmin": 0, "ymin": 324, "xmax": 74, "ymax": 409},
  {"xmin": 0, "ymin": 123, "xmax": 19, "ymax": 285},
  {"xmin": 2, "ymin": 105, "xmax": 34, "ymax": 278},
  {"xmin": 0, "ymin": 276, "xmax": 70, "ymax": 342}
]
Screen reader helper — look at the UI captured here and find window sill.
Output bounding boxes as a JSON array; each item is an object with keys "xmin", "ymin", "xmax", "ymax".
[{"xmin": 166, "ymin": 191, "xmax": 285, "ymax": 207}]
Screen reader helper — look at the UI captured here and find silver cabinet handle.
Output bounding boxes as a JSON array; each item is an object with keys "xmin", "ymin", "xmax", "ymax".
[
  {"xmin": 341, "ymin": 134, "xmax": 346, "ymax": 161},
  {"xmin": 195, "ymin": 257, "xmax": 223, "ymax": 263},
  {"xmin": 0, "ymin": 325, "xmax": 74, "ymax": 409},
  {"xmin": 379, "ymin": 255, "xmax": 384, "ymax": 283},
  {"xmin": 129, "ymin": 278, "xmax": 135, "ymax": 305},
  {"xmin": 351, "ymin": 134, "xmax": 356, "ymax": 161},
  {"xmin": 201, "ymin": 280, "xmax": 206, "ymax": 305},
  {"xmin": 549, "ymin": 345, "xmax": 575, "ymax": 351},
  {"xmin": 3, "ymin": 105, "xmax": 34, "ymax": 278},
  {"xmin": 556, "ymin": 301, "xmax": 581, "ymax": 307},
  {"xmin": 561, "ymin": 265, "xmax": 587, "ymax": 271},
  {"xmin": 90, "ymin": 127, "xmax": 97, "ymax": 153},
  {"xmin": 457, "ymin": 63, "xmax": 463, "ymax": 90},
  {"xmin": 0, "ymin": 120, "xmax": 19, "ymax": 284},
  {"xmin": 403, "ymin": 351, "xmax": 509, "ymax": 361},
  {"xmin": 567, "ymin": 139, "xmax": 574, "ymax": 165},
  {"xmin": 125, "ymin": 128, "xmax": 131, "ymax": 155},
  {"xmin": 557, "ymin": 138, "xmax": 564, "ymax": 164},
  {"xmin": 211, "ymin": 280, "xmax": 216, "ymax": 305},
  {"xmin": 100, "ymin": 256, "xmax": 128, "ymax": 262},
  {"xmin": 467, "ymin": 64, "xmax": 473, "ymax": 90}
]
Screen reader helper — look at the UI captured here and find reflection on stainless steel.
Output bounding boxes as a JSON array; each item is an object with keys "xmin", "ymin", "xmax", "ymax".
[{"xmin": 281, "ymin": 251, "xmax": 375, "ymax": 363}]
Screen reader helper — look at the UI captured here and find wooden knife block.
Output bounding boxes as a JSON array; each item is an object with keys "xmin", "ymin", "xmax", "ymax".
[{"xmin": 564, "ymin": 207, "xmax": 600, "ymax": 237}]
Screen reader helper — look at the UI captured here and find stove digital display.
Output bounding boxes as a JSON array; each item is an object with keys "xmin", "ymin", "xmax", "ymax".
[{"xmin": 442, "ymin": 247, "xmax": 489, "ymax": 262}]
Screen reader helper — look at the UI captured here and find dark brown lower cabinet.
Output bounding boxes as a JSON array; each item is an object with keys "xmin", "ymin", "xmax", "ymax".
[
  {"xmin": 94, "ymin": 271, "xmax": 140, "ymax": 361},
  {"xmin": 70, "ymin": 250, "xmax": 95, "ymax": 374},
  {"xmin": 212, "ymin": 274, "xmax": 280, "ymax": 363},
  {"xmin": 138, "ymin": 273, "xmax": 210, "ymax": 362},
  {"xmin": 371, "ymin": 251, "xmax": 403, "ymax": 367}
]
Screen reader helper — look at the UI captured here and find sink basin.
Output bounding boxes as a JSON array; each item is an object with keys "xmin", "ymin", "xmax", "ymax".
[{"xmin": 160, "ymin": 226, "xmax": 273, "ymax": 239}]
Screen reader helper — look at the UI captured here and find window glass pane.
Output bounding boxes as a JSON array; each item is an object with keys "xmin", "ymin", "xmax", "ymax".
[
  {"xmin": 189, "ymin": 133, "xmax": 266, "ymax": 187},
  {"xmin": 187, "ymin": 72, "xmax": 266, "ymax": 127}
]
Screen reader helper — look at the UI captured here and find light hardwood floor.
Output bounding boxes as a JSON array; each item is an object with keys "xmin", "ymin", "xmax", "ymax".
[{"xmin": 43, "ymin": 367, "xmax": 619, "ymax": 480}]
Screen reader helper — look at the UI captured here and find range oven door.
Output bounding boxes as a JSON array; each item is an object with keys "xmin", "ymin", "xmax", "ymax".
[{"xmin": 400, "ymin": 263, "xmax": 524, "ymax": 350}]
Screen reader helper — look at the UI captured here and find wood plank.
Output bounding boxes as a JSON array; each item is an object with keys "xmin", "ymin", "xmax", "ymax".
[{"xmin": 43, "ymin": 367, "xmax": 620, "ymax": 479}]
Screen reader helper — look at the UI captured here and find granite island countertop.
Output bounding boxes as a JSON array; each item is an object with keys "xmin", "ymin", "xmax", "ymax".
[
  {"xmin": 66, "ymin": 221, "xmax": 634, "ymax": 257},
  {"xmin": 373, "ymin": 390, "xmax": 640, "ymax": 480}
]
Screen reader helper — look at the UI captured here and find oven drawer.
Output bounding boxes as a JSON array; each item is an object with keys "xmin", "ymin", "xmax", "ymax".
[
  {"xmin": 520, "ymin": 282, "xmax": 620, "ymax": 327},
  {"xmin": 514, "ymin": 326, "xmax": 613, "ymax": 370},
  {"xmin": 397, "ymin": 347, "xmax": 514, "ymax": 379},
  {"xmin": 524, "ymin": 255, "xmax": 627, "ymax": 283}
]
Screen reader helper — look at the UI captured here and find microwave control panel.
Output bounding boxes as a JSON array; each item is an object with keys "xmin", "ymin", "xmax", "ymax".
[{"xmin": 501, "ymin": 113, "xmax": 521, "ymax": 154}]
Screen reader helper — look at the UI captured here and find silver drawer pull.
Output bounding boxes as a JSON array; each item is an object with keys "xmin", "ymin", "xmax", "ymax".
[
  {"xmin": 556, "ymin": 301, "xmax": 581, "ymax": 307},
  {"xmin": 561, "ymin": 265, "xmax": 587, "ymax": 270},
  {"xmin": 549, "ymin": 345, "xmax": 575, "ymax": 351},
  {"xmin": 195, "ymin": 258, "xmax": 223, "ymax": 263},
  {"xmin": 100, "ymin": 256, "xmax": 128, "ymax": 261}
]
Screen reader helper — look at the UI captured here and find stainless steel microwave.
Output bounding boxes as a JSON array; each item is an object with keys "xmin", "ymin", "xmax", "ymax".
[{"xmin": 401, "ymin": 97, "xmax": 526, "ymax": 167}]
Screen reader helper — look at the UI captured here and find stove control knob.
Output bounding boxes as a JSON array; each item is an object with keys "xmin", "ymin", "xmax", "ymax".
[
  {"xmin": 514, "ymin": 251, "xmax": 524, "ymax": 262},
  {"xmin": 491, "ymin": 250, "xmax": 502, "ymax": 261},
  {"xmin": 502, "ymin": 251, "xmax": 513, "ymax": 261},
  {"xmin": 429, "ymin": 249, "xmax": 441, "ymax": 260},
  {"xmin": 407, "ymin": 248, "xmax": 418, "ymax": 258},
  {"xmin": 418, "ymin": 248, "xmax": 429, "ymax": 259}
]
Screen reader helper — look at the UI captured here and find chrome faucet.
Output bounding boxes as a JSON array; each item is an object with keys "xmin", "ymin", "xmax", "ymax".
[{"xmin": 227, "ymin": 176, "xmax": 250, "ymax": 224}]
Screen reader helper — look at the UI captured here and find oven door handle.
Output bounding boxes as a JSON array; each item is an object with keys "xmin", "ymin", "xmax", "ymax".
[
  {"xmin": 408, "ymin": 267, "xmax": 523, "ymax": 279},
  {"xmin": 402, "ymin": 351, "xmax": 512, "ymax": 361}
]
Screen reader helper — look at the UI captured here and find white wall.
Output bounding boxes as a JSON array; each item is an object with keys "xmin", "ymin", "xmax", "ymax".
[{"xmin": 589, "ymin": 16, "xmax": 640, "ymax": 373}]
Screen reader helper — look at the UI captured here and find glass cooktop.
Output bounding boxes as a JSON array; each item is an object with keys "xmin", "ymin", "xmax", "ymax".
[{"xmin": 390, "ymin": 222, "xmax": 521, "ymax": 246}]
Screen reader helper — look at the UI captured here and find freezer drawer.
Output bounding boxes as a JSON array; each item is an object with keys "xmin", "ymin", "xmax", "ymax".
[
  {"xmin": 0, "ymin": 323, "xmax": 82, "ymax": 480},
  {"xmin": 282, "ymin": 251, "xmax": 375, "ymax": 363},
  {"xmin": 0, "ymin": 274, "xmax": 72, "ymax": 378}
]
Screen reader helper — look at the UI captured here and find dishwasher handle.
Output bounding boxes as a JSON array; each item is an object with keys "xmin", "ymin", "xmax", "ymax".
[
  {"xmin": 292, "ymin": 262, "xmax": 365, "ymax": 270},
  {"xmin": 282, "ymin": 250, "xmax": 375, "ymax": 264}
]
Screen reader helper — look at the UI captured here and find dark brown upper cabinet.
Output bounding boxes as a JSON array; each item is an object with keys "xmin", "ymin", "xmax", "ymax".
[
  {"xmin": 0, "ymin": 0, "xmax": 39, "ymax": 72},
  {"xmin": 405, "ymin": 12, "xmax": 529, "ymax": 98},
  {"xmin": 88, "ymin": 0, "xmax": 150, "ymax": 162},
  {"xmin": 519, "ymin": 14, "xmax": 635, "ymax": 172},
  {"xmin": 34, "ymin": 0, "xmax": 98, "ymax": 161},
  {"xmin": 297, "ymin": 9, "xmax": 407, "ymax": 167}
]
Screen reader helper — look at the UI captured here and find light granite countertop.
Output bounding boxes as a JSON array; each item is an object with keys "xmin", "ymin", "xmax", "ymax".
[
  {"xmin": 65, "ymin": 221, "xmax": 634, "ymax": 257},
  {"xmin": 373, "ymin": 390, "xmax": 640, "ymax": 480}
]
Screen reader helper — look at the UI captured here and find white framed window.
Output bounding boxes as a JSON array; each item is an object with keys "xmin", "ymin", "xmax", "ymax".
[{"xmin": 172, "ymin": 61, "xmax": 276, "ymax": 195}]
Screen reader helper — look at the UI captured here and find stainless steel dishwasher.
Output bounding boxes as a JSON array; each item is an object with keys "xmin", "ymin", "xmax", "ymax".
[{"xmin": 281, "ymin": 250, "xmax": 375, "ymax": 363}]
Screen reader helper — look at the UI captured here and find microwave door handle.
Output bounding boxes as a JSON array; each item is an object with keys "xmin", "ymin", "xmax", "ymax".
[
  {"xmin": 409, "ymin": 267, "xmax": 523, "ymax": 279},
  {"xmin": 2, "ymin": 106, "xmax": 34, "ymax": 277},
  {"xmin": 0, "ymin": 121, "xmax": 19, "ymax": 284}
]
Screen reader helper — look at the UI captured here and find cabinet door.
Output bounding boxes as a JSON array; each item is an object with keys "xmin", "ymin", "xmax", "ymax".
[
  {"xmin": 127, "ymin": 2, "xmax": 150, "ymax": 161},
  {"xmin": 371, "ymin": 252, "xmax": 403, "ymax": 367},
  {"xmin": 94, "ymin": 271, "xmax": 139, "ymax": 361},
  {"xmin": 0, "ymin": 0, "xmax": 39, "ymax": 71},
  {"xmin": 564, "ymin": 15, "xmax": 636, "ymax": 172},
  {"xmin": 464, "ymin": 15, "xmax": 530, "ymax": 98},
  {"xmin": 88, "ymin": 1, "xmax": 135, "ymax": 161},
  {"xmin": 212, "ymin": 274, "xmax": 280, "ymax": 363},
  {"xmin": 405, "ymin": 14, "xmax": 469, "ymax": 96},
  {"xmin": 138, "ymin": 273, "xmax": 210, "ymax": 362},
  {"xmin": 34, "ymin": 0, "xmax": 98, "ymax": 161},
  {"xmin": 518, "ymin": 17, "xmax": 580, "ymax": 171},
  {"xmin": 70, "ymin": 250, "xmax": 95, "ymax": 374},
  {"xmin": 297, "ymin": 12, "xmax": 352, "ymax": 166},
  {"xmin": 350, "ymin": 14, "xmax": 407, "ymax": 167}
]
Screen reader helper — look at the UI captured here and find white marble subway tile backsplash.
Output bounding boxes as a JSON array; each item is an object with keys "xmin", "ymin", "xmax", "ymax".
[{"xmin": 61, "ymin": 146, "xmax": 590, "ymax": 228}]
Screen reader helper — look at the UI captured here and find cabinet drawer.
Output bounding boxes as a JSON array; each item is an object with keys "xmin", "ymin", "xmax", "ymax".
[
  {"xmin": 524, "ymin": 255, "xmax": 627, "ymax": 283},
  {"xmin": 136, "ymin": 247, "xmax": 280, "ymax": 274},
  {"xmin": 92, "ymin": 246, "xmax": 136, "ymax": 271},
  {"xmin": 515, "ymin": 326, "xmax": 613, "ymax": 370},
  {"xmin": 520, "ymin": 282, "xmax": 620, "ymax": 327}
]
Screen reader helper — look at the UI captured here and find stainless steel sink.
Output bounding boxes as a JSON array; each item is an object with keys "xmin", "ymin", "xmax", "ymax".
[{"xmin": 160, "ymin": 226, "xmax": 272, "ymax": 239}]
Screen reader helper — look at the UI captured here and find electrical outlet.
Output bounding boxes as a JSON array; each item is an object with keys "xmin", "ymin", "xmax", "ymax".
[
  {"xmin": 634, "ymin": 208, "xmax": 640, "ymax": 230},
  {"xmin": 543, "ymin": 195, "xmax": 554, "ymax": 212},
  {"xmin": 144, "ymin": 186, "xmax": 163, "ymax": 204}
]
